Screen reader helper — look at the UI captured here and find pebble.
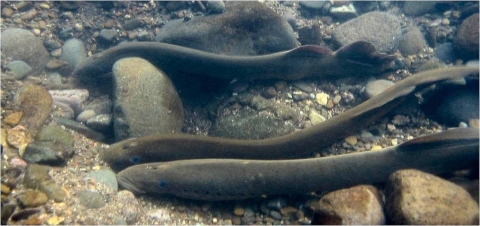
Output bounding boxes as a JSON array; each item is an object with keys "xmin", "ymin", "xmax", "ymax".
[
  {"xmin": 17, "ymin": 190, "xmax": 49, "ymax": 208},
  {"xmin": 315, "ymin": 92, "xmax": 329, "ymax": 106},
  {"xmin": 87, "ymin": 169, "xmax": 118, "ymax": 191},
  {"xmin": 262, "ymin": 86, "xmax": 277, "ymax": 99},
  {"xmin": 292, "ymin": 81, "xmax": 313, "ymax": 93},
  {"xmin": 6, "ymin": 60, "xmax": 32, "ymax": 80},
  {"xmin": 39, "ymin": 3, "xmax": 50, "ymax": 9},
  {"xmin": 37, "ymin": 124, "xmax": 74, "ymax": 147},
  {"xmin": 86, "ymin": 114, "xmax": 112, "ymax": 132},
  {"xmin": 329, "ymin": 3, "xmax": 357, "ymax": 19},
  {"xmin": 60, "ymin": 11, "xmax": 74, "ymax": 19},
  {"xmin": 267, "ymin": 197, "xmax": 287, "ymax": 210},
  {"xmin": 2, "ymin": 7, "xmax": 14, "ymax": 18},
  {"xmin": 453, "ymin": 13, "xmax": 479, "ymax": 60},
  {"xmin": 146, "ymin": 208, "xmax": 172, "ymax": 221},
  {"xmin": 76, "ymin": 191, "xmax": 106, "ymax": 209},
  {"xmin": 99, "ymin": 29, "xmax": 117, "ymax": 42},
  {"xmin": 53, "ymin": 116, "xmax": 105, "ymax": 142},
  {"xmin": 23, "ymin": 140, "xmax": 75, "ymax": 165},
  {"xmin": 15, "ymin": 84, "xmax": 53, "ymax": 134},
  {"xmin": 402, "ymin": 1, "xmax": 436, "ymax": 16},
  {"xmin": 332, "ymin": 11, "xmax": 401, "ymax": 53},
  {"xmin": 274, "ymin": 81, "xmax": 287, "ymax": 92},
  {"xmin": 397, "ymin": 26, "xmax": 426, "ymax": 56},
  {"xmin": 49, "ymin": 89, "xmax": 89, "ymax": 115},
  {"xmin": 233, "ymin": 206, "xmax": 245, "ymax": 216},
  {"xmin": 23, "ymin": 164, "xmax": 66, "ymax": 202},
  {"xmin": 298, "ymin": 24, "xmax": 322, "ymax": 45},
  {"xmin": 269, "ymin": 210, "xmax": 283, "ymax": 220},
  {"xmin": 344, "ymin": 135, "xmax": 357, "ymax": 146},
  {"xmin": 76, "ymin": 110, "xmax": 96, "ymax": 122},
  {"xmin": 1, "ymin": 28, "xmax": 50, "ymax": 73},
  {"xmin": 118, "ymin": 190, "xmax": 141, "ymax": 224},
  {"xmin": 60, "ymin": 38, "xmax": 86, "ymax": 68},
  {"xmin": 385, "ymin": 169, "xmax": 479, "ymax": 224},
  {"xmin": 311, "ymin": 185, "xmax": 385, "ymax": 225},
  {"xmin": 434, "ymin": 42, "xmax": 456, "ymax": 63},
  {"xmin": 299, "ymin": 1, "xmax": 328, "ymax": 10},
  {"xmin": 123, "ymin": 18, "xmax": 143, "ymax": 30},
  {"xmin": 3, "ymin": 111, "xmax": 23, "ymax": 126},
  {"xmin": 20, "ymin": 9, "xmax": 37, "ymax": 21},
  {"xmin": 112, "ymin": 57, "xmax": 184, "ymax": 141},
  {"xmin": 309, "ymin": 110, "xmax": 326, "ymax": 125},
  {"xmin": 365, "ymin": 79, "xmax": 395, "ymax": 98},
  {"xmin": 1, "ymin": 204, "xmax": 16, "ymax": 224}
]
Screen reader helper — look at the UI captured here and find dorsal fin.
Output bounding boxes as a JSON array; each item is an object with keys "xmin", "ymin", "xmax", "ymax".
[
  {"xmin": 334, "ymin": 41, "xmax": 396, "ymax": 68},
  {"xmin": 286, "ymin": 45, "xmax": 334, "ymax": 58},
  {"xmin": 398, "ymin": 128, "xmax": 479, "ymax": 152}
]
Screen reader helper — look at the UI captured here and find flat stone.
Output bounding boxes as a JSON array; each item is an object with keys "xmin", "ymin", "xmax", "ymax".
[
  {"xmin": 15, "ymin": 84, "xmax": 53, "ymax": 134},
  {"xmin": 36, "ymin": 125, "xmax": 74, "ymax": 147},
  {"xmin": 23, "ymin": 140, "xmax": 74, "ymax": 166},
  {"xmin": 311, "ymin": 185, "xmax": 385, "ymax": 225},
  {"xmin": 17, "ymin": 190, "xmax": 49, "ymax": 208},
  {"xmin": 6, "ymin": 60, "xmax": 32, "ymax": 79},
  {"xmin": 365, "ymin": 79, "xmax": 395, "ymax": 98},
  {"xmin": 402, "ymin": 1, "xmax": 436, "ymax": 16},
  {"xmin": 112, "ymin": 57, "xmax": 184, "ymax": 141},
  {"xmin": 3, "ymin": 111, "xmax": 23, "ymax": 126},
  {"xmin": 87, "ymin": 170, "xmax": 118, "ymax": 191},
  {"xmin": 53, "ymin": 116, "xmax": 105, "ymax": 142},
  {"xmin": 49, "ymin": 89, "xmax": 89, "ymax": 115},
  {"xmin": 332, "ymin": 11, "xmax": 401, "ymax": 53},
  {"xmin": 86, "ymin": 114, "xmax": 112, "ymax": 132},
  {"xmin": 76, "ymin": 191, "xmax": 105, "ymax": 209},
  {"xmin": 385, "ymin": 169, "xmax": 479, "ymax": 225},
  {"xmin": 123, "ymin": 18, "xmax": 143, "ymax": 30},
  {"xmin": 309, "ymin": 109, "xmax": 326, "ymax": 125},
  {"xmin": 155, "ymin": 2, "xmax": 298, "ymax": 55}
]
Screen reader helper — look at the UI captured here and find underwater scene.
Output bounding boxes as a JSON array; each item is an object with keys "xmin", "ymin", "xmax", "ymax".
[{"xmin": 1, "ymin": 1, "xmax": 479, "ymax": 225}]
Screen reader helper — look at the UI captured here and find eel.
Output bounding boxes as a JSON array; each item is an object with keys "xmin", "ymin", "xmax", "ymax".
[
  {"xmin": 116, "ymin": 127, "xmax": 479, "ymax": 201},
  {"xmin": 102, "ymin": 66, "xmax": 479, "ymax": 170},
  {"xmin": 73, "ymin": 41, "xmax": 395, "ymax": 81}
]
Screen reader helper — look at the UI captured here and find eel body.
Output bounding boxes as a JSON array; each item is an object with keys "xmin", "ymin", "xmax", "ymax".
[
  {"xmin": 102, "ymin": 66, "xmax": 479, "ymax": 170},
  {"xmin": 73, "ymin": 41, "xmax": 395, "ymax": 81},
  {"xmin": 116, "ymin": 128, "xmax": 479, "ymax": 201}
]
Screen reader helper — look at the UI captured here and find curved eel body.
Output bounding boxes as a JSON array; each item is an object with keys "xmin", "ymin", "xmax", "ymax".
[
  {"xmin": 117, "ymin": 128, "xmax": 479, "ymax": 200},
  {"xmin": 102, "ymin": 66, "xmax": 479, "ymax": 170},
  {"xmin": 73, "ymin": 41, "xmax": 395, "ymax": 81}
]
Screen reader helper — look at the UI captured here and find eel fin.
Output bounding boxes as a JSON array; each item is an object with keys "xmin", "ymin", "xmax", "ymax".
[
  {"xmin": 398, "ymin": 128, "xmax": 479, "ymax": 152},
  {"xmin": 285, "ymin": 45, "xmax": 334, "ymax": 58},
  {"xmin": 334, "ymin": 41, "xmax": 396, "ymax": 69}
]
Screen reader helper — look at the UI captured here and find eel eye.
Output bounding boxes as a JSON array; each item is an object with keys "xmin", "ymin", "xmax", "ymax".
[
  {"xmin": 130, "ymin": 156, "xmax": 141, "ymax": 164},
  {"xmin": 158, "ymin": 180, "xmax": 168, "ymax": 188}
]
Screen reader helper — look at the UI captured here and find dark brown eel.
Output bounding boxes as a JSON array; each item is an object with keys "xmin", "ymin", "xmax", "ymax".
[
  {"xmin": 73, "ymin": 41, "xmax": 395, "ymax": 81},
  {"xmin": 102, "ymin": 66, "xmax": 479, "ymax": 170},
  {"xmin": 116, "ymin": 127, "xmax": 479, "ymax": 200}
]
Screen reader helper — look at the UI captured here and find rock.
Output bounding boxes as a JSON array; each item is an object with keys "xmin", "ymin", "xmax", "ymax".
[
  {"xmin": 84, "ymin": 95, "xmax": 112, "ymax": 115},
  {"xmin": 311, "ymin": 185, "xmax": 385, "ymax": 225},
  {"xmin": 332, "ymin": 12, "xmax": 401, "ymax": 53},
  {"xmin": 315, "ymin": 92, "xmax": 329, "ymax": 105},
  {"xmin": 60, "ymin": 38, "xmax": 86, "ymax": 69},
  {"xmin": 454, "ymin": 13, "xmax": 479, "ymax": 60},
  {"xmin": 87, "ymin": 170, "xmax": 118, "ymax": 191},
  {"xmin": 398, "ymin": 26, "xmax": 426, "ymax": 56},
  {"xmin": 123, "ymin": 18, "xmax": 143, "ymax": 30},
  {"xmin": 298, "ymin": 24, "xmax": 322, "ymax": 45},
  {"xmin": 99, "ymin": 29, "xmax": 117, "ymax": 43},
  {"xmin": 365, "ymin": 79, "xmax": 394, "ymax": 98},
  {"xmin": 53, "ymin": 116, "xmax": 105, "ymax": 142},
  {"xmin": 76, "ymin": 191, "xmax": 106, "ymax": 209},
  {"xmin": 206, "ymin": 0, "xmax": 225, "ymax": 14},
  {"xmin": 1, "ymin": 204, "xmax": 16, "ymax": 224},
  {"xmin": 402, "ymin": 1, "xmax": 436, "ymax": 16},
  {"xmin": 6, "ymin": 125, "xmax": 33, "ymax": 149},
  {"xmin": 86, "ymin": 114, "xmax": 112, "ymax": 132},
  {"xmin": 417, "ymin": 61, "xmax": 446, "ymax": 72},
  {"xmin": 23, "ymin": 164, "xmax": 66, "ymax": 202},
  {"xmin": 1, "ymin": 28, "xmax": 50, "ymax": 73},
  {"xmin": 44, "ymin": 40, "xmax": 61, "ymax": 51},
  {"xmin": 1, "ymin": 7, "xmax": 14, "ymax": 18},
  {"xmin": 309, "ymin": 109, "xmax": 326, "ymax": 125},
  {"xmin": 329, "ymin": 3, "xmax": 357, "ymax": 19},
  {"xmin": 17, "ymin": 190, "xmax": 49, "ymax": 208},
  {"xmin": 344, "ymin": 135, "xmax": 357, "ymax": 145},
  {"xmin": 6, "ymin": 61, "xmax": 32, "ymax": 79},
  {"xmin": 299, "ymin": 1, "xmax": 328, "ymax": 10},
  {"xmin": 76, "ymin": 110, "xmax": 96, "ymax": 122},
  {"xmin": 292, "ymin": 81, "xmax": 313, "ymax": 93},
  {"xmin": 434, "ymin": 42, "xmax": 456, "ymax": 63},
  {"xmin": 49, "ymin": 89, "xmax": 89, "ymax": 115},
  {"xmin": 36, "ymin": 125, "xmax": 74, "ymax": 147},
  {"xmin": 3, "ymin": 111, "xmax": 23, "ymax": 126},
  {"xmin": 385, "ymin": 169, "xmax": 479, "ymax": 225},
  {"xmin": 155, "ymin": 2, "xmax": 298, "ymax": 55},
  {"xmin": 118, "ymin": 190, "xmax": 141, "ymax": 224},
  {"xmin": 23, "ymin": 140, "xmax": 74, "ymax": 165},
  {"xmin": 112, "ymin": 57, "xmax": 184, "ymax": 141},
  {"xmin": 15, "ymin": 84, "xmax": 53, "ymax": 134}
]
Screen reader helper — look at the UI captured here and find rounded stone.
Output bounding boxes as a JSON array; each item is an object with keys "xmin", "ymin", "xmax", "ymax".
[
  {"xmin": 17, "ymin": 190, "xmax": 49, "ymax": 208},
  {"xmin": 123, "ymin": 18, "xmax": 143, "ymax": 30},
  {"xmin": 76, "ymin": 191, "xmax": 106, "ymax": 209},
  {"xmin": 112, "ymin": 57, "xmax": 184, "ymax": 141},
  {"xmin": 1, "ymin": 28, "xmax": 50, "ymax": 73},
  {"xmin": 454, "ymin": 13, "xmax": 479, "ymax": 60},
  {"xmin": 402, "ymin": 1, "xmax": 436, "ymax": 16},
  {"xmin": 398, "ymin": 26, "xmax": 426, "ymax": 56},
  {"xmin": 87, "ymin": 170, "xmax": 118, "ymax": 191},
  {"xmin": 385, "ymin": 169, "xmax": 479, "ymax": 225},
  {"xmin": 15, "ymin": 84, "xmax": 53, "ymax": 134},
  {"xmin": 206, "ymin": 0, "xmax": 225, "ymax": 14},
  {"xmin": 365, "ymin": 79, "xmax": 395, "ymax": 98},
  {"xmin": 60, "ymin": 38, "xmax": 86, "ymax": 69},
  {"xmin": 6, "ymin": 61, "xmax": 32, "ymax": 79}
]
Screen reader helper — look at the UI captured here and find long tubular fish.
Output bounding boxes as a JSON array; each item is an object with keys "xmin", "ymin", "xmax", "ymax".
[
  {"xmin": 102, "ymin": 66, "xmax": 479, "ymax": 170},
  {"xmin": 116, "ymin": 128, "xmax": 479, "ymax": 201},
  {"xmin": 73, "ymin": 41, "xmax": 395, "ymax": 81}
]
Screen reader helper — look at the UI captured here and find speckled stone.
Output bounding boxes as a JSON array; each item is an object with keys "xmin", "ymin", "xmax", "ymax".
[
  {"xmin": 385, "ymin": 169, "xmax": 479, "ymax": 225},
  {"xmin": 454, "ymin": 13, "xmax": 479, "ymax": 60},
  {"xmin": 15, "ymin": 84, "xmax": 53, "ymax": 134},
  {"xmin": 76, "ymin": 191, "xmax": 106, "ymax": 209},
  {"xmin": 23, "ymin": 140, "xmax": 74, "ymax": 165},
  {"xmin": 312, "ymin": 185, "xmax": 385, "ymax": 225},
  {"xmin": 398, "ymin": 26, "xmax": 426, "ymax": 56},
  {"xmin": 112, "ymin": 57, "xmax": 184, "ymax": 141},
  {"xmin": 17, "ymin": 190, "xmax": 49, "ymax": 208}
]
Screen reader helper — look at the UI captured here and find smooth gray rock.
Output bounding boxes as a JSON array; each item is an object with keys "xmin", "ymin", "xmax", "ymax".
[
  {"xmin": 402, "ymin": 1, "xmax": 436, "ymax": 16},
  {"xmin": 365, "ymin": 79, "xmax": 395, "ymax": 98},
  {"xmin": 23, "ymin": 140, "xmax": 74, "ymax": 166},
  {"xmin": 332, "ymin": 12, "xmax": 401, "ymax": 53},
  {"xmin": 99, "ymin": 29, "xmax": 117, "ymax": 42},
  {"xmin": 6, "ymin": 60, "xmax": 32, "ymax": 79},
  {"xmin": 76, "ymin": 191, "xmax": 105, "ymax": 209},
  {"xmin": 299, "ymin": 1, "xmax": 328, "ymax": 9},
  {"xmin": 1, "ymin": 28, "xmax": 50, "ymax": 73},
  {"xmin": 155, "ymin": 2, "xmax": 299, "ymax": 55},
  {"xmin": 86, "ymin": 114, "xmax": 112, "ymax": 132},
  {"xmin": 123, "ymin": 18, "xmax": 143, "ymax": 30},
  {"xmin": 398, "ymin": 26, "xmax": 427, "ymax": 56},
  {"xmin": 60, "ymin": 38, "xmax": 86, "ymax": 69},
  {"xmin": 206, "ymin": 0, "xmax": 225, "ymax": 14},
  {"xmin": 112, "ymin": 57, "xmax": 184, "ymax": 141},
  {"xmin": 87, "ymin": 170, "xmax": 118, "ymax": 191}
]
